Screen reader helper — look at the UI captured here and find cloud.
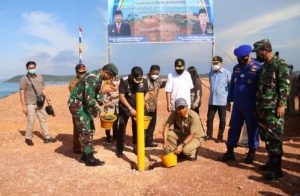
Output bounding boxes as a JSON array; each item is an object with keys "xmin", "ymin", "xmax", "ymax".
[
  {"xmin": 276, "ymin": 38, "xmax": 300, "ymax": 49},
  {"xmin": 219, "ymin": 3, "xmax": 300, "ymax": 40},
  {"xmin": 20, "ymin": 11, "xmax": 78, "ymax": 74},
  {"xmin": 214, "ymin": 3, "xmax": 300, "ymax": 62}
]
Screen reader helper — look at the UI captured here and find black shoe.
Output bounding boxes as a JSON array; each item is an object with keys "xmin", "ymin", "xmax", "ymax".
[
  {"xmin": 79, "ymin": 153, "xmax": 87, "ymax": 163},
  {"xmin": 177, "ymin": 153, "xmax": 186, "ymax": 161},
  {"xmin": 263, "ymin": 170, "xmax": 283, "ymax": 181},
  {"xmin": 85, "ymin": 154, "xmax": 105, "ymax": 166},
  {"xmin": 25, "ymin": 139, "xmax": 34, "ymax": 146},
  {"xmin": 186, "ymin": 148, "xmax": 199, "ymax": 161},
  {"xmin": 244, "ymin": 150, "xmax": 255, "ymax": 164},
  {"xmin": 220, "ymin": 151, "xmax": 235, "ymax": 162},
  {"xmin": 105, "ymin": 138, "xmax": 111, "ymax": 144},
  {"xmin": 116, "ymin": 152, "xmax": 124, "ymax": 158},
  {"xmin": 145, "ymin": 143, "xmax": 158, "ymax": 148},
  {"xmin": 44, "ymin": 137, "xmax": 56, "ymax": 143},
  {"xmin": 263, "ymin": 154, "xmax": 283, "ymax": 181},
  {"xmin": 204, "ymin": 135, "xmax": 212, "ymax": 141}
]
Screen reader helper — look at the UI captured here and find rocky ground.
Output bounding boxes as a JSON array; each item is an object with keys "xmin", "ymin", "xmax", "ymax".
[{"xmin": 0, "ymin": 79, "xmax": 299, "ymax": 195}]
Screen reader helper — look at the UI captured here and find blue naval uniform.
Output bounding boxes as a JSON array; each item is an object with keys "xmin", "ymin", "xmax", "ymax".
[{"xmin": 226, "ymin": 59, "xmax": 262, "ymax": 150}]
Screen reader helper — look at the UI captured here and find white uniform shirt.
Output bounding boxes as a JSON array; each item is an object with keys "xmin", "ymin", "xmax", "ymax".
[{"xmin": 165, "ymin": 70, "xmax": 194, "ymax": 110}]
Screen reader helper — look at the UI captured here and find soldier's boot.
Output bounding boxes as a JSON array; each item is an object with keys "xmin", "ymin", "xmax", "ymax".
[
  {"xmin": 260, "ymin": 154, "xmax": 273, "ymax": 171},
  {"xmin": 263, "ymin": 154, "xmax": 283, "ymax": 181},
  {"xmin": 244, "ymin": 149, "xmax": 256, "ymax": 164},
  {"xmin": 220, "ymin": 146, "xmax": 235, "ymax": 162},
  {"xmin": 85, "ymin": 153, "xmax": 105, "ymax": 166},
  {"xmin": 79, "ymin": 153, "xmax": 87, "ymax": 163}
]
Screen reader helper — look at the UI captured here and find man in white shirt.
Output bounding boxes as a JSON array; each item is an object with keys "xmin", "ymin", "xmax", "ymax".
[{"xmin": 165, "ymin": 58, "xmax": 194, "ymax": 112}]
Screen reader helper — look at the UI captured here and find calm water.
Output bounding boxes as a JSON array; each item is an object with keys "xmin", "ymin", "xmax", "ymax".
[{"xmin": 0, "ymin": 81, "xmax": 68, "ymax": 99}]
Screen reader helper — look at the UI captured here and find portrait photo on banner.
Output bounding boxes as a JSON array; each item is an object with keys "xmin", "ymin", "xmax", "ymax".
[{"xmin": 107, "ymin": 0, "xmax": 214, "ymax": 44}]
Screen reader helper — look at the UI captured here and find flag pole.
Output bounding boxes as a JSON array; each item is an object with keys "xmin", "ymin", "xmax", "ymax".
[{"xmin": 79, "ymin": 26, "xmax": 83, "ymax": 64}]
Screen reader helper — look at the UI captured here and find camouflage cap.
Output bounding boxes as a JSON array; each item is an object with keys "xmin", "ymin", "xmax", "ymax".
[
  {"xmin": 252, "ymin": 39, "xmax": 272, "ymax": 52},
  {"xmin": 103, "ymin": 63, "xmax": 118, "ymax": 76}
]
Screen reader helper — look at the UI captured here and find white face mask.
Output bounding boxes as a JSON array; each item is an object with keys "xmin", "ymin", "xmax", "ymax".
[
  {"xmin": 150, "ymin": 74, "xmax": 159, "ymax": 80},
  {"xmin": 28, "ymin": 69, "xmax": 36, "ymax": 75},
  {"xmin": 212, "ymin": 64, "xmax": 220, "ymax": 71}
]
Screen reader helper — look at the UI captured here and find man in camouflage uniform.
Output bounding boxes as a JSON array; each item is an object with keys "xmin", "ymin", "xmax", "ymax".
[
  {"xmin": 68, "ymin": 63, "xmax": 118, "ymax": 166},
  {"xmin": 254, "ymin": 39, "xmax": 290, "ymax": 181}
]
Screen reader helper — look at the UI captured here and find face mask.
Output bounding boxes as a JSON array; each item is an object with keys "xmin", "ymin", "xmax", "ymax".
[
  {"xmin": 175, "ymin": 70, "xmax": 184, "ymax": 75},
  {"xmin": 175, "ymin": 66, "xmax": 184, "ymax": 75},
  {"xmin": 133, "ymin": 77, "xmax": 143, "ymax": 85},
  {"xmin": 211, "ymin": 64, "xmax": 220, "ymax": 71},
  {"xmin": 28, "ymin": 69, "xmax": 36, "ymax": 75},
  {"xmin": 150, "ymin": 74, "xmax": 159, "ymax": 80},
  {"xmin": 256, "ymin": 52, "xmax": 267, "ymax": 63},
  {"xmin": 237, "ymin": 57, "xmax": 249, "ymax": 65}
]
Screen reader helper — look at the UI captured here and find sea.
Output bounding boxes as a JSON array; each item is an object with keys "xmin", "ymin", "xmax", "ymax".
[{"xmin": 0, "ymin": 80, "xmax": 68, "ymax": 99}]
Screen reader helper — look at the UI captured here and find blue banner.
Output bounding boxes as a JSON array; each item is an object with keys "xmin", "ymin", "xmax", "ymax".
[{"xmin": 108, "ymin": 0, "xmax": 214, "ymax": 44}]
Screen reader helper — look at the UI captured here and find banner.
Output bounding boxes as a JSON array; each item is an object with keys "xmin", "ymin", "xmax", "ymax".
[{"xmin": 107, "ymin": 0, "xmax": 214, "ymax": 44}]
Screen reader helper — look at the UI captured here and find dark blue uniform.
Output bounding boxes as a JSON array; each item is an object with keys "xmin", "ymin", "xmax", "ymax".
[{"xmin": 226, "ymin": 59, "xmax": 262, "ymax": 150}]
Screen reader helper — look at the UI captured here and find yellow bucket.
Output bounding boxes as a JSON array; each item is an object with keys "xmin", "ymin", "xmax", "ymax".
[
  {"xmin": 100, "ymin": 114, "xmax": 117, "ymax": 129},
  {"xmin": 134, "ymin": 116, "xmax": 152, "ymax": 129},
  {"xmin": 160, "ymin": 152, "xmax": 177, "ymax": 168}
]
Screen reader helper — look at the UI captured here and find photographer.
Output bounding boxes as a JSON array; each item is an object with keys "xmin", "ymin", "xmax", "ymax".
[{"xmin": 19, "ymin": 61, "xmax": 56, "ymax": 146}]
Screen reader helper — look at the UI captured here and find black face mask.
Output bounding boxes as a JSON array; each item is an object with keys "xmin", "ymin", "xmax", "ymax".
[
  {"xmin": 237, "ymin": 57, "xmax": 249, "ymax": 65},
  {"xmin": 175, "ymin": 69, "xmax": 184, "ymax": 75},
  {"xmin": 175, "ymin": 65, "xmax": 184, "ymax": 75},
  {"xmin": 256, "ymin": 53, "xmax": 266, "ymax": 63}
]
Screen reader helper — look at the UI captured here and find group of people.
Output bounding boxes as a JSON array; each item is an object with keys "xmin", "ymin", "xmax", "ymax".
[
  {"xmin": 20, "ymin": 39, "xmax": 293, "ymax": 181},
  {"xmin": 206, "ymin": 39, "xmax": 291, "ymax": 181}
]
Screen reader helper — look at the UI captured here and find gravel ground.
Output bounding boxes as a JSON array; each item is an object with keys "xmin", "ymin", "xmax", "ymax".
[{"xmin": 0, "ymin": 79, "xmax": 299, "ymax": 195}]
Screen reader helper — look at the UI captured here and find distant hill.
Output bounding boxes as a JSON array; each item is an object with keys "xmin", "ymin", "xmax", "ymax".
[{"xmin": 5, "ymin": 75, "xmax": 74, "ymax": 83}]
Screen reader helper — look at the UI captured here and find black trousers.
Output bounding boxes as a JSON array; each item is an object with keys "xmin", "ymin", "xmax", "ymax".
[
  {"xmin": 145, "ymin": 110, "xmax": 157, "ymax": 144},
  {"xmin": 116, "ymin": 109, "xmax": 137, "ymax": 154},
  {"xmin": 206, "ymin": 105, "xmax": 226, "ymax": 139}
]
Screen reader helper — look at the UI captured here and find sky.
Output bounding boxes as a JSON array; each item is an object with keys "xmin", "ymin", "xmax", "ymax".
[{"xmin": 0, "ymin": 0, "xmax": 299, "ymax": 79}]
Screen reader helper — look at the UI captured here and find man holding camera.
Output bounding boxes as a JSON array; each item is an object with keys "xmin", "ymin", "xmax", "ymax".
[{"xmin": 19, "ymin": 61, "xmax": 56, "ymax": 146}]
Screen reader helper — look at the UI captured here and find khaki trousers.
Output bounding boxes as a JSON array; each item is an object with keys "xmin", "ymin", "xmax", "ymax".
[
  {"xmin": 25, "ymin": 104, "xmax": 50, "ymax": 139},
  {"xmin": 165, "ymin": 129, "xmax": 201, "ymax": 158}
]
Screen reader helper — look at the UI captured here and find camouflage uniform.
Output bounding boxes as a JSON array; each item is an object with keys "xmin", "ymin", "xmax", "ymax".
[
  {"xmin": 254, "ymin": 39, "xmax": 290, "ymax": 180},
  {"xmin": 256, "ymin": 57, "xmax": 290, "ymax": 155},
  {"xmin": 68, "ymin": 70, "xmax": 104, "ymax": 154}
]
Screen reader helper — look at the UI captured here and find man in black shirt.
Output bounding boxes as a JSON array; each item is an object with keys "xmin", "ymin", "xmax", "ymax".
[{"xmin": 116, "ymin": 66, "xmax": 149, "ymax": 158}]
